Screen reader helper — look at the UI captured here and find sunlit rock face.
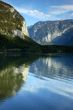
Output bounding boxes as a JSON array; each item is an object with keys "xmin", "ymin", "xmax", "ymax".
[
  {"xmin": 30, "ymin": 54, "xmax": 73, "ymax": 79},
  {"xmin": 22, "ymin": 21, "xmax": 29, "ymax": 37},
  {"xmin": 0, "ymin": 63, "xmax": 29, "ymax": 100},
  {"xmin": 0, "ymin": 1, "xmax": 29, "ymax": 38},
  {"xmin": 28, "ymin": 20, "xmax": 73, "ymax": 45}
]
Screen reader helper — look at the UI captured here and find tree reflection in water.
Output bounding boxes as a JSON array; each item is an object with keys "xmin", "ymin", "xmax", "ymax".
[{"xmin": 0, "ymin": 54, "xmax": 37, "ymax": 101}]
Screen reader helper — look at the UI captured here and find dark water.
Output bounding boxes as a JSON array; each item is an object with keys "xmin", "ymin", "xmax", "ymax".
[{"xmin": 0, "ymin": 54, "xmax": 73, "ymax": 110}]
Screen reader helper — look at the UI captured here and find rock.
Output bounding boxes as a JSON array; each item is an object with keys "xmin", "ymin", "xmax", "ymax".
[
  {"xmin": 0, "ymin": 1, "xmax": 29, "ymax": 39},
  {"xmin": 28, "ymin": 20, "xmax": 73, "ymax": 45}
]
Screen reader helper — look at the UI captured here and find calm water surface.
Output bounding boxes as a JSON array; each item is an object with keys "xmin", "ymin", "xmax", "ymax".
[{"xmin": 0, "ymin": 54, "xmax": 73, "ymax": 110}]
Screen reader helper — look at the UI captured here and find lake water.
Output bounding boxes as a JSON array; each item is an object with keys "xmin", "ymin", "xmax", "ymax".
[{"xmin": 0, "ymin": 53, "xmax": 73, "ymax": 110}]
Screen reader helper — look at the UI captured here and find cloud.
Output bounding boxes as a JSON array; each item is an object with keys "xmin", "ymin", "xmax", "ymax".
[
  {"xmin": 16, "ymin": 8, "xmax": 51, "ymax": 20},
  {"xmin": 16, "ymin": 5, "xmax": 73, "ymax": 21},
  {"xmin": 49, "ymin": 5, "xmax": 73, "ymax": 14},
  {"xmin": 59, "ymin": 5, "xmax": 73, "ymax": 10},
  {"xmin": 48, "ymin": 5, "xmax": 73, "ymax": 19}
]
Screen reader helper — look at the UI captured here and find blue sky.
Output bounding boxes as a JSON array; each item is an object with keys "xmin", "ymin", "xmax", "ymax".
[{"xmin": 3, "ymin": 0, "xmax": 73, "ymax": 26}]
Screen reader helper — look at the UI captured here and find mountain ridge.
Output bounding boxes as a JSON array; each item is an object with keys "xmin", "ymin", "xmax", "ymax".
[{"xmin": 28, "ymin": 19, "xmax": 73, "ymax": 45}]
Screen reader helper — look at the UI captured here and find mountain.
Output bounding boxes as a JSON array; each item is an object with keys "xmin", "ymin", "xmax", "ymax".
[
  {"xmin": 0, "ymin": 1, "xmax": 72, "ymax": 53},
  {"xmin": 0, "ymin": 1, "xmax": 41, "ymax": 52},
  {"xmin": 0, "ymin": 1, "xmax": 28, "ymax": 38},
  {"xmin": 28, "ymin": 20, "xmax": 73, "ymax": 45}
]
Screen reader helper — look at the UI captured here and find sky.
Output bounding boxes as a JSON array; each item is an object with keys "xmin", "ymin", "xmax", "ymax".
[{"xmin": 2, "ymin": 0, "xmax": 73, "ymax": 26}]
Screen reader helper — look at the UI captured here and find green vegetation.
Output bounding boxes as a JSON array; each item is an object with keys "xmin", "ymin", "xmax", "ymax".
[
  {"xmin": 0, "ymin": 33, "xmax": 73, "ymax": 54},
  {"xmin": 41, "ymin": 45, "xmax": 73, "ymax": 53},
  {"xmin": 0, "ymin": 34, "xmax": 41, "ymax": 53}
]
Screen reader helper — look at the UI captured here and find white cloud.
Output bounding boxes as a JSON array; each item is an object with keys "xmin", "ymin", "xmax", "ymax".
[
  {"xmin": 59, "ymin": 5, "xmax": 73, "ymax": 10},
  {"xmin": 16, "ymin": 5, "xmax": 73, "ymax": 21},
  {"xmin": 49, "ymin": 5, "xmax": 73, "ymax": 15},
  {"xmin": 16, "ymin": 8, "xmax": 51, "ymax": 20},
  {"xmin": 48, "ymin": 5, "xmax": 73, "ymax": 19}
]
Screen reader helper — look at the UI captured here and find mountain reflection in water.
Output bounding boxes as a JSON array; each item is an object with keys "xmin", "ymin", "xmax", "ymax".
[
  {"xmin": 0, "ymin": 54, "xmax": 73, "ymax": 110},
  {"xmin": 29, "ymin": 54, "xmax": 73, "ymax": 98},
  {"xmin": 0, "ymin": 54, "xmax": 37, "ymax": 101}
]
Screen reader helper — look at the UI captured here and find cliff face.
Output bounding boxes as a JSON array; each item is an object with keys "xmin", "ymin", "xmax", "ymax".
[
  {"xmin": 28, "ymin": 20, "xmax": 73, "ymax": 45},
  {"xmin": 0, "ymin": 1, "xmax": 28, "ymax": 39},
  {"xmin": 0, "ymin": 1, "xmax": 41, "ymax": 51}
]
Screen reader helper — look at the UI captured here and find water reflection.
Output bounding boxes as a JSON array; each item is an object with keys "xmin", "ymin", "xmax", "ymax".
[
  {"xmin": 0, "ymin": 54, "xmax": 37, "ymax": 101},
  {"xmin": 30, "ymin": 54, "xmax": 73, "ymax": 80},
  {"xmin": 0, "ymin": 54, "xmax": 73, "ymax": 110},
  {"xmin": 29, "ymin": 54, "xmax": 73, "ymax": 99}
]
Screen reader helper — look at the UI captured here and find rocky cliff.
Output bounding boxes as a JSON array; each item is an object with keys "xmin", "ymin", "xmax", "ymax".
[
  {"xmin": 0, "ymin": 1, "xmax": 28, "ymax": 39},
  {"xmin": 28, "ymin": 20, "xmax": 73, "ymax": 45}
]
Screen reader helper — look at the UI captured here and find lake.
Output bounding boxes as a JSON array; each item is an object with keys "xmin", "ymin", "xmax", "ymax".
[{"xmin": 0, "ymin": 53, "xmax": 73, "ymax": 110}]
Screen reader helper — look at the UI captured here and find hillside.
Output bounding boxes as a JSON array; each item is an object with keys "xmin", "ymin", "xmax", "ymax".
[{"xmin": 28, "ymin": 20, "xmax": 73, "ymax": 45}]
